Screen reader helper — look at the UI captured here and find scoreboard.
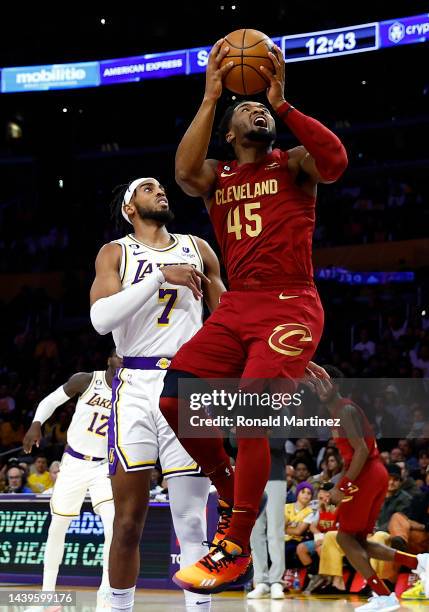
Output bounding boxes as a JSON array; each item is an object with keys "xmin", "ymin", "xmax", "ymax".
[{"xmin": 0, "ymin": 13, "xmax": 428, "ymax": 93}]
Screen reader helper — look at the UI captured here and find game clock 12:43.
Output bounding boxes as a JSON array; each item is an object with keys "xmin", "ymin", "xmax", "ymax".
[{"xmin": 283, "ymin": 23, "xmax": 378, "ymax": 62}]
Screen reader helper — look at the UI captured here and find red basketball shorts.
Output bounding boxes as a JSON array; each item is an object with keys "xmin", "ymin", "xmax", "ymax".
[
  {"xmin": 337, "ymin": 458, "xmax": 388, "ymax": 537},
  {"xmin": 171, "ymin": 286, "xmax": 324, "ymax": 382}
]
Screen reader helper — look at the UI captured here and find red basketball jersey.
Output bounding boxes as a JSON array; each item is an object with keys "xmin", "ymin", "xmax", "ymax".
[
  {"xmin": 210, "ymin": 149, "xmax": 316, "ymax": 283},
  {"xmin": 331, "ymin": 397, "xmax": 379, "ymax": 469}
]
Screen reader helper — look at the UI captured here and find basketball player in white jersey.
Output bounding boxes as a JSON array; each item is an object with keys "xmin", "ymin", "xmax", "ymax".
[
  {"xmin": 23, "ymin": 349, "xmax": 122, "ymax": 610},
  {"xmin": 90, "ymin": 177, "xmax": 225, "ymax": 612}
]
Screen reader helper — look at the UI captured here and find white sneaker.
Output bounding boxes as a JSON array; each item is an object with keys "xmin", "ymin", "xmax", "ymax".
[
  {"xmin": 415, "ymin": 552, "xmax": 429, "ymax": 597},
  {"xmin": 270, "ymin": 583, "xmax": 284, "ymax": 599},
  {"xmin": 247, "ymin": 583, "xmax": 270, "ymax": 599},
  {"xmin": 355, "ymin": 593, "xmax": 400, "ymax": 611}
]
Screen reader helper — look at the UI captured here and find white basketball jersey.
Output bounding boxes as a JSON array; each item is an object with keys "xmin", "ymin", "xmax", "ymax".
[
  {"xmin": 112, "ymin": 233, "xmax": 204, "ymax": 358},
  {"xmin": 67, "ymin": 371, "xmax": 111, "ymax": 458}
]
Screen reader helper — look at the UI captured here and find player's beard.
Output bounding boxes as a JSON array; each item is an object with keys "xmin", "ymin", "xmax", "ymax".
[
  {"xmin": 136, "ymin": 207, "xmax": 175, "ymax": 224},
  {"xmin": 245, "ymin": 126, "xmax": 276, "ymax": 145}
]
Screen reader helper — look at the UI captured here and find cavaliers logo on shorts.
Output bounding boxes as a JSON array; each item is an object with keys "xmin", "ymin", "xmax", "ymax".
[{"xmin": 268, "ymin": 323, "xmax": 313, "ymax": 356}]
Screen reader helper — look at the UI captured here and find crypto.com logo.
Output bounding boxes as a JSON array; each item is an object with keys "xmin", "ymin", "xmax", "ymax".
[{"xmin": 388, "ymin": 21, "xmax": 405, "ymax": 44}]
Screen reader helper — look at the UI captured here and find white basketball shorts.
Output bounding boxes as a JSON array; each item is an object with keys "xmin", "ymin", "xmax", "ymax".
[
  {"xmin": 108, "ymin": 367, "xmax": 201, "ymax": 479},
  {"xmin": 50, "ymin": 452, "xmax": 113, "ymax": 517}
]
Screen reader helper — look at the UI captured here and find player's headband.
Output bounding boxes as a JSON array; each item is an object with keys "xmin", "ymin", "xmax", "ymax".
[{"xmin": 122, "ymin": 177, "xmax": 156, "ymax": 224}]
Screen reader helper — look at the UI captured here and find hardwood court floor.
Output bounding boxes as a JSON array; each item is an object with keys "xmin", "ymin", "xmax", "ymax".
[{"xmin": 1, "ymin": 586, "xmax": 428, "ymax": 611}]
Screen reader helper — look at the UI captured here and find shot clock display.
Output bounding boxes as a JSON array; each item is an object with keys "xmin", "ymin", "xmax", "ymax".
[{"xmin": 283, "ymin": 23, "xmax": 378, "ymax": 62}]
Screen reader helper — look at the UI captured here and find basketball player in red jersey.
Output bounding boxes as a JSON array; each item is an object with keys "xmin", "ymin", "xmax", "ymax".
[
  {"xmin": 313, "ymin": 367, "xmax": 429, "ymax": 611},
  {"xmin": 160, "ymin": 39, "xmax": 348, "ymax": 593}
]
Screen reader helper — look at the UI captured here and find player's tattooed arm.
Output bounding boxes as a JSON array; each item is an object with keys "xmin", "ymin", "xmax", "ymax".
[
  {"xmin": 193, "ymin": 236, "xmax": 226, "ymax": 312},
  {"xmin": 339, "ymin": 404, "xmax": 369, "ymax": 483}
]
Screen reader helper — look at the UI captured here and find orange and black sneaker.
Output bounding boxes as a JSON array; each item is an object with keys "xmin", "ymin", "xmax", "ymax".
[
  {"xmin": 172, "ymin": 539, "xmax": 253, "ymax": 594},
  {"xmin": 213, "ymin": 491, "xmax": 268, "ymax": 546}
]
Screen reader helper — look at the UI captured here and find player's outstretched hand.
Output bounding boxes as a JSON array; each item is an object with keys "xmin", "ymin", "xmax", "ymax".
[
  {"xmin": 204, "ymin": 39, "xmax": 234, "ymax": 102},
  {"xmin": 260, "ymin": 44, "xmax": 286, "ymax": 111},
  {"xmin": 161, "ymin": 264, "xmax": 210, "ymax": 300},
  {"xmin": 306, "ymin": 361, "xmax": 330, "ymax": 380},
  {"xmin": 23, "ymin": 422, "xmax": 42, "ymax": 453}
]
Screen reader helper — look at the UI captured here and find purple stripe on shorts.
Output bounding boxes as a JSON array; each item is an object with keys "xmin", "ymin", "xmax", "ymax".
[
  {"xmin": 123, "ymin": 356, "xmax": 171, "ymax": 370},
  {"xmin": 108, "ymin": 371, "xmax": 120, "ymax": 476}
]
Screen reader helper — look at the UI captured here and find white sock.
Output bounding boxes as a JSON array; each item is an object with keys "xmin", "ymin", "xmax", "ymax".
[
  {"xmin": 42, "ymin": 514, "xmax": 73, "ymax": 590},
  {"xmin": 97, "ymin": 501, "xmax": 115, "ymax": 590},
  {"xmin": 184, "ymin": 593, "xmax": 211, "ymax": 611},
  {"xmin": 168, "ymin": 475, "xmax": 211, "ymax": 611},
  {"xmin": 111, "ymin": 586, "xmax": 135, "ymax": 612}
]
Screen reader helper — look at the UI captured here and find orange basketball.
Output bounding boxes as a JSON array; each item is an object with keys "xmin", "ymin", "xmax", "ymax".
[{"xmin": 220, "ymin": 29, "xmax": 274, "ymax": 96}]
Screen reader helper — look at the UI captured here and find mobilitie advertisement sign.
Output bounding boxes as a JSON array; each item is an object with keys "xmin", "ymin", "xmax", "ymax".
[{"xmin": 1, "ymin": 61, "xmax": 100, "ymax": 93}]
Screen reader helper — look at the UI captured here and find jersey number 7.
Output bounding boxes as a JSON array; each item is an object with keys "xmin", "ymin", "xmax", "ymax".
[{"xmin": 158, "ymin": 288, "xmax": 178, "ymax": 326}]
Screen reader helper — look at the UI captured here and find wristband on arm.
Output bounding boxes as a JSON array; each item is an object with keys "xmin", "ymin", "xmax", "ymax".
[{"xmin": 338, "ymin": 475, "xmax": 359, "ymax": 496}]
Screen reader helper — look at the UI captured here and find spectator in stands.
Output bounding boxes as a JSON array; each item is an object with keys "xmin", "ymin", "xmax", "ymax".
[
  {"xmin": 289, "ymin": 460, "xmax": 314, "ymax": 503},
  {"xmin": 410, "ymin": 449, "xmax": 429, "ymax": 488},
  {"xmin": 297, "ymin": 483, "xmax": 338, "ymax": 580},
  {"xmin": 371, "ymin": 396, "xmax": 396, "ymax": 439},
  {"xmin": 285, "ymin": 482, "xmax": 314, "ymax": 564},
  {"xmin": 383, "ymin": 314, "xmax": 408, "ymax": 342},
  {"xmin": 0, "ymin": 413, "xmax": 25, "ymax": 450},
  {"xmin": 42, "ymin": 461, "xmax": 60, "ymax": 495},
  {"xmin": 398, "ymin": 438, "xmax": 418, "ymax": 470},
  {"xmin": 390, "ymin": 447, "xmax": 404, "ymax": 463},
  {"xmin": 353, "ymin": 328, "xmax": 376, "ymax": 361},
  {"xmin": 380, "ymin": 451, "xmax": 390, "ymax": 465},
  {"xmin": 375, "ymin": 464, "xmax": 412, "ymax": 534},
  {"xmin": 383, "ymin": 384, "xmax": 410, "ymax": 431},
  {"xmin": 0, "ymin": 384, "xmax": 15, "ymax": 415},
  {"xmin": 315, "ymin": 438, "xmax": 337, "ymax": 470},
  {"xmin": 4, "ymin": 466, "xmax": 32, "ymax": 493},
  {"xmin": 316, "ymin": 449, "xmax": 343, "ymax": 487},
  {"xmin": 286, "ymin": 465, "xmax": 296, "ymax": 503},
  {"xmin": 27, "ymin": 453, "xmax": 53, "ymax": 493},
  {"xmin": 409, "ymin": 344, "xmax": 429, "ymax": 378},
  {"xmin": 396, "ymin": 461, "xmax": 422, "ymax": 498},
  {"xmin": 406, "ymin": 406, "xmax": 426, "ymax": 439}
]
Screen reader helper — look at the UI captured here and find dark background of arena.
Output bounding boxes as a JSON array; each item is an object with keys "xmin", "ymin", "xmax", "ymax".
[{"xmin": 0, "ymin": 1, "xmax": 428, "ymax": 475}]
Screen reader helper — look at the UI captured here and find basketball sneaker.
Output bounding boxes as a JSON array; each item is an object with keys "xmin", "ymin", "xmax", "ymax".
[
  {"xmin": 355, "ymin": 593, "xmax": 400, "ymax": 611},
  {"xmin": 401, "ymin": 579, "xmax": 425, "ymax": 600},
  {"xmin": 415, "ymin": 552, "xmax": 429, "ymax": 596},
  {"xmin": 173, "ymin": 538, "xmax": 252, "ymax": 594},
  {"xmin": 213, "ymin": 491, "xmax": 268, "ymax": 546},
  {"xmin": 246, "ymin": 583, "xmax": 270, "ymax": 599}
]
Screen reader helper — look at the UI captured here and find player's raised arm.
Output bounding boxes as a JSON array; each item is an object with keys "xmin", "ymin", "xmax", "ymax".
[
  {"xmin": 193, "ymin": 236, "xmax": 226, "ymax": 312},
  {"xmin": 90, "ymin": 243, "xmax": 210, "ymax": 335},
  {"xmin": 175, "ymin": 39, "xmax": 233, "ymax": 198},
  {"xmin": 23, "ymin": 372, "xmax": 92, "ymax": 453},
  {"xmin": 260, "ymin": 44, "xmax": 348, "ymax": 184}
]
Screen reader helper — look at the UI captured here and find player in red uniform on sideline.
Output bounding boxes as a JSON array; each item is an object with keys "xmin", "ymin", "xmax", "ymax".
[
  {"xmin": 159, "ymin": 39, "xmax": 348, "ymax": 594},
  {"xmin": 313, "ymin": 366, "xmax": 429, "ymax": 612}
]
